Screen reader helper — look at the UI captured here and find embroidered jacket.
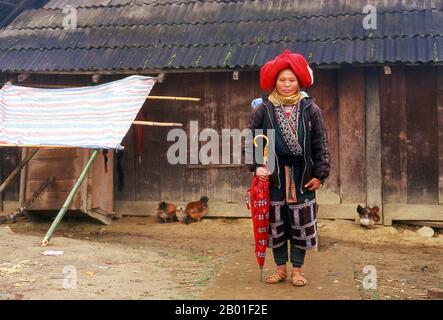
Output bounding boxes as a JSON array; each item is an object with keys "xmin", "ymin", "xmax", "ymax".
[{"xmin": 244, "ymin": 95, "xmax": 331, "ymax": 193}]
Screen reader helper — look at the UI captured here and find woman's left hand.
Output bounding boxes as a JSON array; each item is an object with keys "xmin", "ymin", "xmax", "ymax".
[{"xmin": 304, "ymin": 178, "xmax": 322, "ymax": 191}]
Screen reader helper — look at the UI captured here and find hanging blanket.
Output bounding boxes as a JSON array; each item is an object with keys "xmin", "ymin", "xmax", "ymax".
[{"xmin": 0, "ymin": 75, "xmax": 156, "ymax": 149}]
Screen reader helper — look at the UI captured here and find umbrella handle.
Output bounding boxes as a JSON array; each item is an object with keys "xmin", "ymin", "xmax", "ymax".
[
  {"xmin": 253, "ymin": 134, "xmax": 269, "ymax": 165},
  {"xmin": 245, "ymin": 190, "xmax": 251, "ymax": 210}
]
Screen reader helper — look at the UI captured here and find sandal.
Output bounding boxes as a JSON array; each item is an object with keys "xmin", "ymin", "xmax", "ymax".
[
  {"xmin": 265, "ymin": 269, "xmax": 287, "ymax": 284},
  {"xmin": 291, "ymin": 272, "xmax": 307, "ymax": 286}
]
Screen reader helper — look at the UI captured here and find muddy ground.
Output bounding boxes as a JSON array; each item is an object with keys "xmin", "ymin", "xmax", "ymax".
[{"xmin": 0, "ymin": 215, "xmax": 442, "ymax": 300}]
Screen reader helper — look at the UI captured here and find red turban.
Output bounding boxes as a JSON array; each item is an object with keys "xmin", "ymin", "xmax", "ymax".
[{"xmin": 260, "ymin": 50, "xmax": 314, "ymax": 91}]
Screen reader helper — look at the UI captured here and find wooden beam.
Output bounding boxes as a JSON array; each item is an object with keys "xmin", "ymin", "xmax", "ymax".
[
  {"xmin": 365, "ymin": 67, "xmax": 383, "ymax": 222},
  {"xmin": 18, "ymin": 149, "xmax": 27, "ymax": 207},
  {"xmin": 384, "ymin": 204, "xmax": 443, "ymax": 223},
  {"xmin": 17, "ymin": 69, "xmax": 249, "ymax": 76}
]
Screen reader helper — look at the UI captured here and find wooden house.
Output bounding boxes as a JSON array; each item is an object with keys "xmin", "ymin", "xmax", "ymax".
[{"xmin": 0, "ymin": 0, "xmax": 442, "ymax": 225}]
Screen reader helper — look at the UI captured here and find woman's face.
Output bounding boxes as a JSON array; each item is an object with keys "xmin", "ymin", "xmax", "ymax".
[{"xmin": 275, "ymin": 69, "xmax": 300, "ymax": 96}]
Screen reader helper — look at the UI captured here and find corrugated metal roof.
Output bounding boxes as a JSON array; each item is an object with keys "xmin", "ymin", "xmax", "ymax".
[
  {"xmin": 0, "ymin": 0, "xmax": 441, "ymax": 72},
  {"xmin": 8, "ymin": 1, "xmax": 443, "ymax": 29},
  {"xmin": 1, "ymin": 11, "xmax": 441, "ymax": 50}
]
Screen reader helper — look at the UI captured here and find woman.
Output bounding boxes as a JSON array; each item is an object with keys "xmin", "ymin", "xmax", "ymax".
[{"xmin": 247, "ymin": 50, "xmax": 331, "ymax": 286}]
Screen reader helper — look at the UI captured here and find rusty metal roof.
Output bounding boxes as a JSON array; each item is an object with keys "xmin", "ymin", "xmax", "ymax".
[{"xmin": 0, "ymin": 0, "xmax": 441, "ymax": 72}]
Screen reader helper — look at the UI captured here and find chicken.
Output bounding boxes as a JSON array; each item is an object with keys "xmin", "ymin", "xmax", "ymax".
[
  {"xmin": 156, "ymin": 201, "xmax": 177, "ymax": 223},
  {"xmin": 175, "ymin": 206, "xmax": 189, "ymax": 224},
  {"xmin": 357, "ymin": 205, "xmax": 380, "ymax": 228},
  {"xmin": 185, "ymin": 196, "xmax": 209, "ymax": 222}
]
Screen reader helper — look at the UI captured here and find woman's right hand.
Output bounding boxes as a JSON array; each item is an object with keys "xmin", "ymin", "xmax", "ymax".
[{"xmin": 255, "ymin": 166, "xmax": 270, "ymax": 179}]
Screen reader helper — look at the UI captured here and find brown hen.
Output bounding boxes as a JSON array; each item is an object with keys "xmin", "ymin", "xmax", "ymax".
[
  {"xmin": 185, "ymin": 196, "xmax": 209, "ymax": 222},
  {"xmin": 157, "ymin": 201, "xmax": 177, "ymax": 223}
]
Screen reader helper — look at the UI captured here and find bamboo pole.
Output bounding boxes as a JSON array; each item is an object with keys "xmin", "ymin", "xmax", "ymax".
[
  {"xmin": 0, "ymin": 148, "xmax": 38, "ymax": 194},
  {"xmin": 145, "ymin": 96, "xmax": 200, "ymax": 101},
  {"xmin": 132, "ymin": 121, "xmax": 183, "ymax": 126},
  {"xmin": 41, "ymin": 149, "xmax": 99, "ymax": 247}
]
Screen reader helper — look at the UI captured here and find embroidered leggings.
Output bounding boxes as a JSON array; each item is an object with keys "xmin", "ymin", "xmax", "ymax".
[{"xmin": 272, "ymin": 241, "xmax": 306, "ymax": 267}]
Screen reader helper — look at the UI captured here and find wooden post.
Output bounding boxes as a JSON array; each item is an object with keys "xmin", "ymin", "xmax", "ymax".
[
  {"xmin": 19, "ymin": 149, "xmax": 27, "ymax": 207},
  {"xmin": 365, "ymin": 68, "xmax": 383, "ymax": 223},
  {"xmin": 41, "ymin": 149, "xmax": 99, "ymax": 246},
  {"xmin": 438, "ymin": 67, "xmax": 443, "ymax": 204},
  {"xmin": 379, "ymin": 66, "xmax": 407, "ymax": 225}
]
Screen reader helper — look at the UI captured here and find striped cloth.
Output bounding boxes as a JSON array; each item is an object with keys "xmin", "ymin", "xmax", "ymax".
[{"xmin": 0, "ymin": 75, "xmax": 156, "ymax": 149}]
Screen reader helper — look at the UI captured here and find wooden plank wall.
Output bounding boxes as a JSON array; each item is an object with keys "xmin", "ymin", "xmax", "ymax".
[
  {"xmin": 337, "ymin": 67, "xmax": 366, "ymax": 204},
  {"xmin": 405, "ymin": 67, "xmax": 439, "ymax": 205},
  {"xmin": 25, "ymin": 148, "xmax": 84, "ymax": 210},
  {"xmin": 381, "ymin": 66, "xmax": 442, "ymax": 223},
  {"xmin": 310, "ymin": 67, "xmax": 368, "ymax": 219}
]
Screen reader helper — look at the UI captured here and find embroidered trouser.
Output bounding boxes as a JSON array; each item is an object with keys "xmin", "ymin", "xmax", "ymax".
[
  {"xmin": 272, "ymin": 239, "xmax": 306, "ymax": 267},
  {"xmin": 268, "ymin": 199, "xmax": 318, "ymax": 248}
]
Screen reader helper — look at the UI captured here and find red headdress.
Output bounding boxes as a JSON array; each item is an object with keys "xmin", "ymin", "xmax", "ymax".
[{"xmin": 259, "ymin": 50, "xmax": 314, "ymax": 91}]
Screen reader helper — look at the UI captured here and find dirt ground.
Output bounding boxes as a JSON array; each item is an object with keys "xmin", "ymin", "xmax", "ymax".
[{"xmin": 1, "ymin": 214, "xmax": 442, "ymax": 300}]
